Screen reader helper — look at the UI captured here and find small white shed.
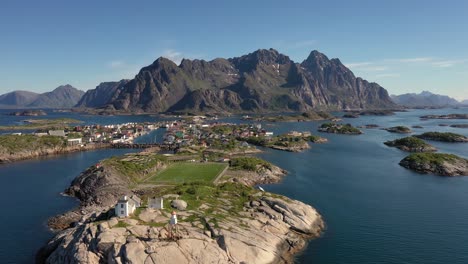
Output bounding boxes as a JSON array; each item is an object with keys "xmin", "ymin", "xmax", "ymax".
[
  {"xmin": 115, "ymin": 195, "xmax": 141, "ymax": 217},
  {"xmin": 148, "ymin": 197, "xmax": 164, "ymax": 209}
]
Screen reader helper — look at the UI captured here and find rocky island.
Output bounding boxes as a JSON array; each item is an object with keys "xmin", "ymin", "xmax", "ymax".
[
  {"xmin": 244, "ymin": 131, "xmax": 328, "ymax": 152},
  {"xmin": 384, "ymin": 137, "xmax": 437, "ymax": 152},
  {"xmin": 343, "ymin": 110, "xmax": 396, "ymax": 118},
  {"xmin": 0, "ymin": 134, "xmax": 109, "ymax": 163},
  {"xmin": 450, "ymin": 124, "xmax": 468, "ymax": 129},
  {"xmin": 415, "ymin": 132, "xmax": 468, "ymax": 143},
  {"xmin": 38, "ymin": 153, "xmax": 324, "ymax": 264},
  {"xmin": 399, "ymin": 153, "xmax": 468, "ymax": 176},
  {"xmin": 8, "ymin": 109, "xmax": 47, "ymax": 116},
  {"xmin": 254, "ymin": 111, "xmax": 336, "ymax": 122},
  {"xmin": 420, "ymin": 114, "xmax": 468, "ymax": 119},
  {"xmin": 0, "ymin": 118, "xmax": 82, "ymax": 131},
  {"xmin": 318, "ymin": 123, "xmax": 362, "ymax": 135},
  {"xmin": 384, "ymin": 126, "xmax": 412, "ymax": 134}
]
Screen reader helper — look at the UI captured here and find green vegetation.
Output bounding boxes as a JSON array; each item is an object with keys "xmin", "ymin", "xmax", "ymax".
[
  {"xmin": 170, "ymin": 182, "xmax": 254, "ymax": 223},
  {"xmin": 244, "ymin": 133, "xmax": 322, "ymax": 149},
  {"xmin": 133, "ymin": 181, "xmax": 260, "ymax": 230},
  {"xmin": 415, "ymin": 132, "xmax": 468, "ymax": 142},
  {"xmin": 66, "ymin": 132, "xmax": 83, "ymax": 139},
  {"xmin": 103, "ymin": 153, "xmax": 167, "ymax": 184},
  {"xmin": 114, "ymin": 221, "xmax": 130, "ymax": 228},
  {"xmin": 385, "ymin": 137, "xmax": 429, "ymax": 148},
  {"xmin": 0, "ymin": 118, "xmax": 82, "ymax": 131},
  {"xmin": 319, "ymin": 123, "xmax": 362, "ymax": 134},
  {"xmin": 258, "ymin": 111, "xmax": 334, "ymax": 122},
  {"xmin": 386, "ymin": 126, "xmax": 412, "ymax": 133},
  {"xmin": 384, "ymin": 136, "xmax": 436, "ymax": 152},
  {"xmin": 229, "ymin": 156, "xmax": 272, "ymax": 171},
  {"xmin": 0, "ymin": 134, "xmax": 66, "ymax": 153},
  {"xmin": 147, "ymin": 162, "xmax": 227, "ymax": 184},
  {"xmin": 403, "ymin": 153, "xmax": 461, "ymax": 166}
]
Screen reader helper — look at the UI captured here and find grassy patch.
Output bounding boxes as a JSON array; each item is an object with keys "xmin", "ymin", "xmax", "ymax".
[
  {"xmin": 415, "ymin": 132, "xmax": 467, "ymax": 142},
  {"xmin": 114, "ymin": 221, "xmax": 130, "ymax": 228},
  {"xmin": 0, "ymin": 118, "xmax": 82, "ymax": 130},
  {"xmin": 103, "ymin": 153, "xmax": 167, "ymax": 184},
  {"xmin": 404, "ymin": 153, "xmax": 461, "ymax": 166},
  {"xmin": 384, "ymin": 136, "xmax": 432, "ymax": 148},
  {"xmin": 0, "ymin": 134, "xmax": 66, "ymax": 153},
  {"xmin": 147, "ymin": 162, "xmax": 227, "ymax": 184},
  {"xmin": 229, "ymin": 156, "xmax": 272, "ymax": 171},
  {"xmin": 319, "ymin": 123, "xmax": 362, "ymax": 134}
]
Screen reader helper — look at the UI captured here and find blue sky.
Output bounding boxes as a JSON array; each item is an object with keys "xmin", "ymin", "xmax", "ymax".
[{"xmin": 1, "ymin": 0, "xmax": 467, "ymax": 100}]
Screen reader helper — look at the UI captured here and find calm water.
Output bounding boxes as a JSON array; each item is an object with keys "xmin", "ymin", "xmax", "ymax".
[
  {"xmin": 257, "ymin": 108, "xmax": 468, "ymax": 264},
  {"xmin": 0, "ymin": 108, "xmax": 467, "ymax": 263},
  {"xmin": 0, "ymin": 149, "xmax": 139, "ymax": 264}
]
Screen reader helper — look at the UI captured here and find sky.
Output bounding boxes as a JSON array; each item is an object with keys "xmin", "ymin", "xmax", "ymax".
[{"xmin": 1, "ymin": 0, "xmax": 467, "ymax": 100}]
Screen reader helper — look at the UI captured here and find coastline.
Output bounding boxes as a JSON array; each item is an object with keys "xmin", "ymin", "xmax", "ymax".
[
  {"xmin": 0, "ymin": 143, "xmax": 112, "ymax": 164},
  {"xmin": 37, "ymin": 152, "xmax": 324, "ymax": 264}
]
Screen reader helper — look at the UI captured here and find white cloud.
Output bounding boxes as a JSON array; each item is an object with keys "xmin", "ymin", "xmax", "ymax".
[
  {"xmin": 394, "ymin": 57, "xmax": 434, "ymax": 63},
  {"xmin": 108, "ymin": 60, "xmax": 126, "ymax": 69},
  {"xmin": 431, "ymin": 60, "xmax": 465, "ymax": 68},
  {"xmin": 160, "ymin": 49, "xmax": 204, "ymax": 65},
  {"xmin": 345, "ymin": 62, "xmax": 374, "ymax": 68},
  {"xmin": 162, "ymin": 49, "xmax": 183, "ymax": 64}
]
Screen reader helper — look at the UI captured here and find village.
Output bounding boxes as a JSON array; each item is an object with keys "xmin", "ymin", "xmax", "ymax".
[{"xmin": 9, "ymin": 122, "xmax": 159, "ymax": 146}]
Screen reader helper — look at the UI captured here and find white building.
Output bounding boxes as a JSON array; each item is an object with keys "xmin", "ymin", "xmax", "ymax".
[
  {"xmin": 67, "ymin": 138, "xmax": 82, "ymax": 146},
  {"xmin": 48, "ymin": 130, "xmax": 66, "ymax": 137},
  {"xmin": 115, "ymin": 195, "xmax": 141, "ymax": 217},
  {"xmin": 148, "ymin": 197, "xmax": 164, "ymax": 209}
]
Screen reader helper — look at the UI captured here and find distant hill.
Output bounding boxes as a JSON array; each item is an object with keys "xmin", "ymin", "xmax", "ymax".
[
  {"xmin": 77, "ymin": 48, "xmax": 396, "ymax": 113},
  {"xmin": 0, "ymin": 90, "xmax": 39, "ymax": 108},
  {"xmin": 460, "ymin": 99, "xmax": 468, "ymax": 105},
  {"xmin": 0, "ymin": 85, "xmax": 84, "ymax": 109},
  {"xmin": 391, "ymin": 91, "xmax": 460, "ymax": 108},
  {"xmin": 75, "ymin": 80, "xmax": 129, "ymax": 108}
]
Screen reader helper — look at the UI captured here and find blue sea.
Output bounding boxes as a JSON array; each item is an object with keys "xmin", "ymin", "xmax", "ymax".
[{"xmin": 0, "ymin": 108, "xmax": 467, "ymax": 263}]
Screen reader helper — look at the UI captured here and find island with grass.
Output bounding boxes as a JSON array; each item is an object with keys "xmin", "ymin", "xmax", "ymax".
[
  {"xmin": 415, "ymin": 132, "xmax": 468, "ymax": 143},
  {"xmin": 0, "ymin": 118, "xmax": 82, "ymax": 131},
  {"xmin": 420, "ymin": 114, "xmax": 468, "ymax": 119},
  {"xmin": 39, "ymin": 153, "xmax": 324, "ymax": 264},
  {"xmin": 399, "ymin": 153, "xmax": 468, "ymax": 176},
  {"xmin": 384, "ymin": 126, "xmax": 412, "ymax": 134},
  {"xmin": 243, "ymin": 131, "xmax": 327, "ymax": 152},
  {"xmin": 384, "ymin": 137, "xmax": 437, "ymax": 152},
  {"xmin": 0, "ymin": 134, "xmax": 109, "ymax": 163},
  {"xmin": 318, "ymin": 123, "xmax": 362, "ymax": 135},
  {"xmin": 253, "ymin": 111, "xmax": 336, "ymax": 122}
]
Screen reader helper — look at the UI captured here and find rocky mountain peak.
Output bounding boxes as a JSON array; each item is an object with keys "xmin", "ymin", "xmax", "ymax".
[
  {"xmin": 74, "ymin": 48, "xmax": 397, "ymax": 112},
  {"xmin": 229, "ymin": 48, "xmax": 292, "ymax": 72}
]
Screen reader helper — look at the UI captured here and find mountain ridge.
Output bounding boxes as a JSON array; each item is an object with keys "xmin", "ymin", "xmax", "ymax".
[
  {"xmin": 0, "ymin": 85, "xmax": 84, "ymax": 109},
  {"xmin": 391, "ymin": 91, "xmax": 461, "ymax": 108},
  {"xmin": 78, "ymin": 48, "xmax": 396, "ymax": 113}
]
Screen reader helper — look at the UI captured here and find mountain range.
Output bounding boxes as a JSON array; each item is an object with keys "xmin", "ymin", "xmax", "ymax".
[
  {"xmin": 76, "ymin": 49, "xmax": 397, "ymax": 113},
  {"xmin": 391, "ymin": 91, "xmax": 462, "ymax": 108},
  {"xmin": 12, "ymin": 49, "xmax": 460, "ymax": 113},
  {"xmin": 0, "ymin": 85, "xmax": 84, "ymax": 109}
]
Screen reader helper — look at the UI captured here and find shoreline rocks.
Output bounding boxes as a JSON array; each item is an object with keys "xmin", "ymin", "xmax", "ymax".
[
  {"xmin": 384, "ymin": 126, "xmax": 412, "ymax": 134},
  {"xmin": 318, "ymin": 123, "xmax": 362, "ymax": 135},
  {"xmin": 0, "ymin": 143, "xmax": 112, "ymax": 164},
  {"xmin": 415, "ymin": 132, "xmax": 468, "ymax": 143},
  {"xmin": 420, "ymin": 114, "xmax": 468, "ymax": 119},
  {"xmin": 399, "ymin": 153, "xmax": 468, "ymax": 176},
  {"xmin": 38, "ymin": 154, "xmax": 324, "ymax": 264},
  {"xmin": 384, "ymin": 137, "xmax": 436, "ymax": 152}
]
